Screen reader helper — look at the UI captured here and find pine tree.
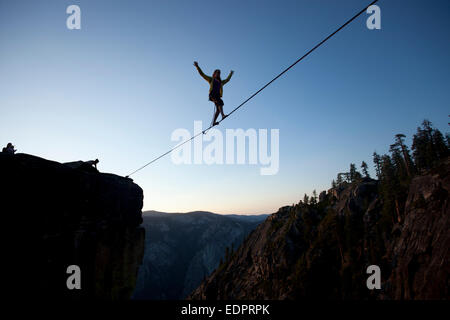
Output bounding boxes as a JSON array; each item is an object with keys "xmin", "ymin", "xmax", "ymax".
[
  {"xmin": 361, "ymin": 161, "xmax": 370, "ymax": 178},
  {"xmin": 433, "ymin": 129, "xmax": 449, "ymax": 160},
  {"xmin": 412, "ymin": 120, "xmax": 448, "ymax": 170},
  {"xmin": 373, "ymin": 152, "xmax": 382, "ymax": 179},
  {"xmin": 389, "ymin": 143, "xmax": 408, "ymax": 182},
  {"xmin": 311, "ymin": 190, "xmax": 317, "ymax": 205},
  {"xmin": 349, "ymin": 163, "xmax": 361, "ymax": 182},
  {"xmin": 336, "ymin": 173, "xmax": 343, "ymax": 185},
  {"xmin": 303, "ymin": 194, "xmax": 309, "ymax": 205},
  {"xmin": 412, "ymin": 126, "xmax": 427, "ymax": 170},
  {"xmin": 349, "ymin": 163, "xmax": 355, "ymax": 182},
  {"xmin": 393, "ymin": 134, "xmax": 414, "ymax": 177}
]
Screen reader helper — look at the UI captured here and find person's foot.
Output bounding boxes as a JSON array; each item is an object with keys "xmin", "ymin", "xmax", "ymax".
[
  {"xmin": 213, "ymin": 122, "xmax": 219, "ymax": 126},
  {"xmin": 221, "ymin": 114, "xmax": 228, "ymax": 120}
]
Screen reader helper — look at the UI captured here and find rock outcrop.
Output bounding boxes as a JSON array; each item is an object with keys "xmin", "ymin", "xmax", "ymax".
[
  {"xmin": 1, "ymin": 153, "xmax": 145, "ymax": 299},
  {"xmin": 385, "ymin": 159, "xmax": 449, "ymax": 299},
  {"xmin": 189, "ymin": 159, "xmax": 449, "ymax": 300}
]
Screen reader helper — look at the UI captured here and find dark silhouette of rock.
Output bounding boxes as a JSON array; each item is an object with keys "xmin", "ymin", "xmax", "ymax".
[{"xmin": 1, "ymin": 153, "xmax": 145, "ymax": 300}]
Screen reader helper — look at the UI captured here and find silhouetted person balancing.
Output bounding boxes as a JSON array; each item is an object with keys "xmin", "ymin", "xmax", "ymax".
[
  {"xmin": 194, "ymin": 61, "xmax": 234, "ymax": 127},
  {"xmin": 2, "ymin": 143, "xmax": 16, "ymax": 155}
]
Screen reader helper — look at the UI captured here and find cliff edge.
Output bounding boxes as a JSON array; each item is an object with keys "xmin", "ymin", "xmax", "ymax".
[{"xmin": 1, "ymin": 153, "xmax": 145, "ymax": 299}]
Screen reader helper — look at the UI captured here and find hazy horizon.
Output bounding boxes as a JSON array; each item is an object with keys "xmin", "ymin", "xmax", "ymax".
[{"xmin": 142, "ymin": 209, "xmax": 271, "ymax": 216}]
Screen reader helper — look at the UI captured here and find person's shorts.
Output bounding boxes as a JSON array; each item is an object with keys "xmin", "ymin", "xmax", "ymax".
[{"xmin": 209, "ymin": 94, "xmax": 224, "ymax": 107}]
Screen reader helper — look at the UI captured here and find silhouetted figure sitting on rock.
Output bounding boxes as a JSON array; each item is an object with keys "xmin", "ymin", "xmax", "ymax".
[
  {"xmin": 2, "ymin": 143, "xmax": 16, "ymax": 155},
  {"xmin": 64, "ymin": 159, "xmax": 99, "ymax": 173},
  {"xmin": 86, "ymin": 159, "xmax": 99, "ymax": 169}
]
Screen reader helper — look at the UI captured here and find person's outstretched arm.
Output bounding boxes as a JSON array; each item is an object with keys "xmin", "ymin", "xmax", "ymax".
[
  {"xmin": 222, "ymin": 70, "xmax": 234, "ymax": 85},
  {"xmin": 194, "ymin": 61, "xmax": 211, "ymax": 83}
]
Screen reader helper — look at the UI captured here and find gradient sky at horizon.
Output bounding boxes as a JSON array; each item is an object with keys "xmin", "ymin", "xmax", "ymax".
[{"xmin": 1, "ymin": 0, "xmax": 449, "ymax": 214}]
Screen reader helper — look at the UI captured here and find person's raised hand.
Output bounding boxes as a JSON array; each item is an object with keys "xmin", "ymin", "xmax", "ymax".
[{"xmin": 194, "ymin": 61, "xmax": 199, "ymax": 67}]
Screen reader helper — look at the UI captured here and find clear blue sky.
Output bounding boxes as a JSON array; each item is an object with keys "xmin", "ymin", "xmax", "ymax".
[{"xmin": 1, "ymin": 0, "xmax": 449, "ymax": 214}]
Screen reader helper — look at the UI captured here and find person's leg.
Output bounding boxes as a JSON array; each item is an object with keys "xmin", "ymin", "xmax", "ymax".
[
  {"xmin": 212, "ymin": 103, "xmax": 220, "ymax": 126},
  {"xmin": 218, "ymin": 99, "xmax": 227, "ymax": 120}
]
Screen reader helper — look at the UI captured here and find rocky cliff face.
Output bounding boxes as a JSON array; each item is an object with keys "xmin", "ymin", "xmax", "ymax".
[
  {"xmin": 189, "ymin": 159, "xmax": 449, "ymax": 300},
  {"xmin": 385, "ymin": 159, "xmax": 449, "ymax": 299},
  {"xmin": 1, "ymin": 153, "xmax": 145, "ymax": 299},
  {"xmin": 133, "ymin": 211, "xmax": 266, "ymax": 300}
]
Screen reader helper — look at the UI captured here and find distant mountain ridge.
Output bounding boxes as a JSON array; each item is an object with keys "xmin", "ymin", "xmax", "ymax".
[
  {"xmin": 143, "ymin": 210, "xmax": 269, "ymax": 220},
  {"xmin": 132, "ymin": 210, "xmax": 268, "ymax": 299}
]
